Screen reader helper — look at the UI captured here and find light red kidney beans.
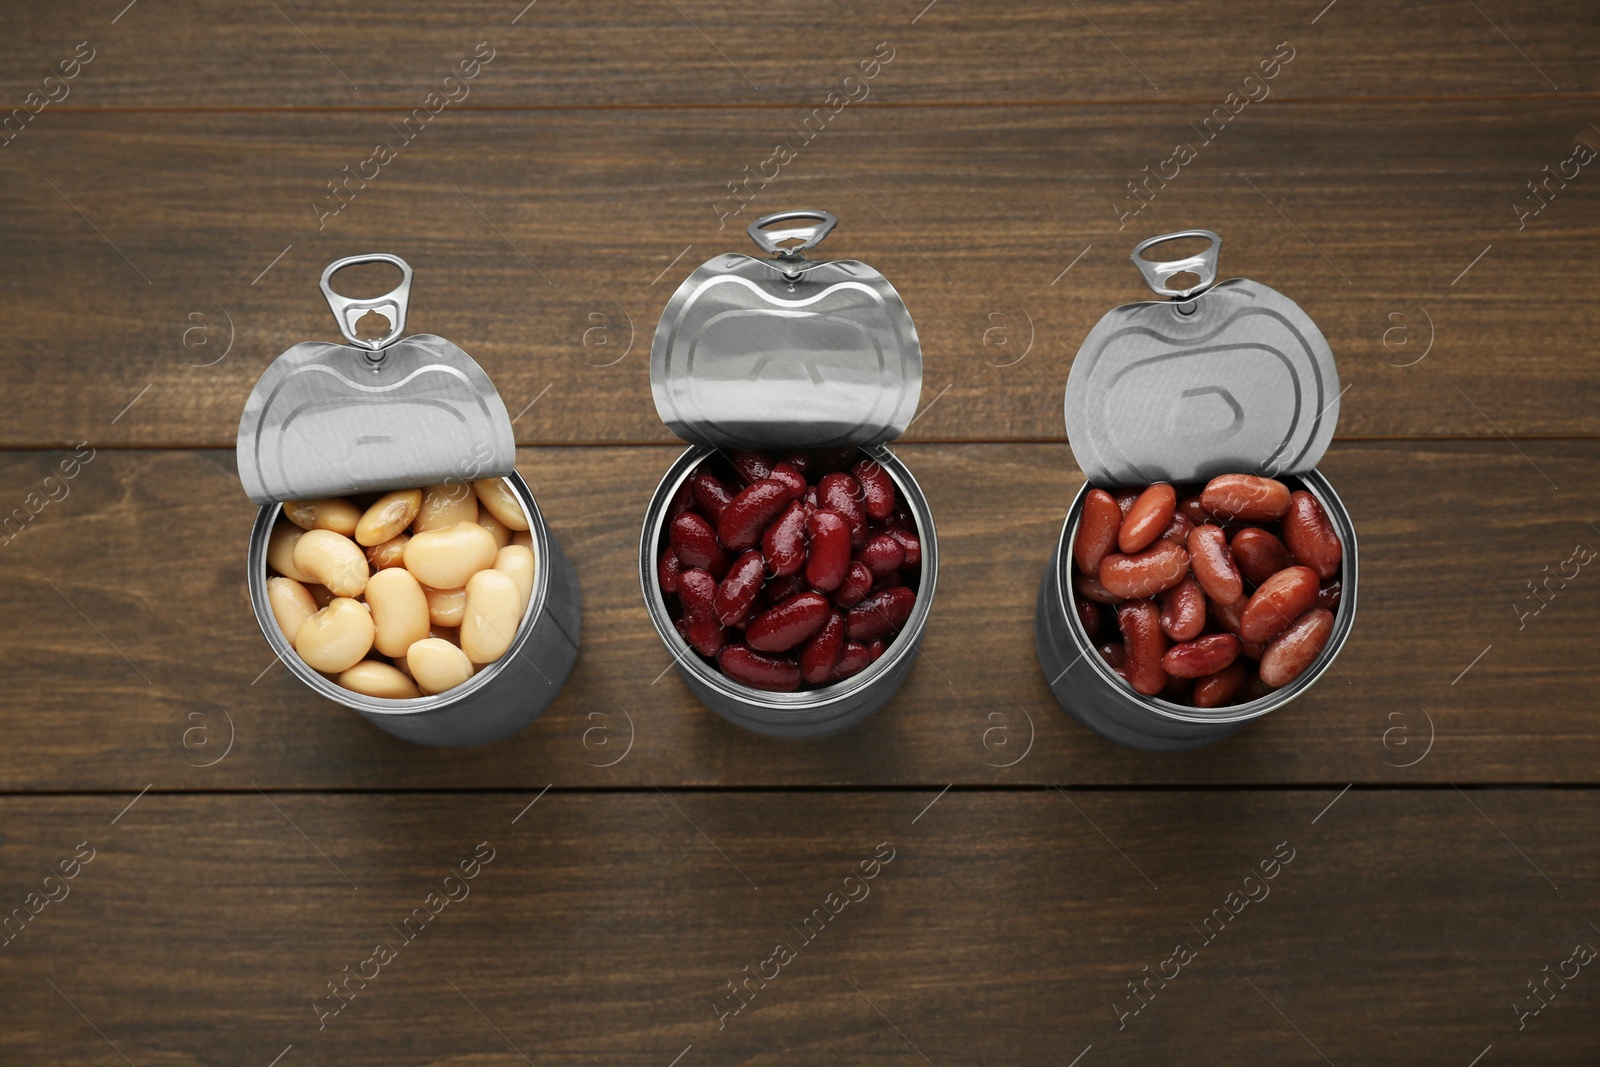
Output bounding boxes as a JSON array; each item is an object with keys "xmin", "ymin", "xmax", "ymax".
[
  {"xmin": 1161, "ymin": 633, "xmax": 1242, "ymax": 678},
  {"xmin": 1239, "ymin": 565, "xmax": 1320, "ymax": 644},
  {"xmin": 1099, "ymin": 540, "xmax": 1190, "ymax": 599},
  {"xmin": 1282, "ymin": 490, "xmax": 1342, "ymax": 579},
  {"xmin": 1116, "ymin": 599, "xmax": 1168, "ymax": 696},
  {"xmin": 1073, "ymin": 489, "xmax": 1123, "ymax": 575},
  {"xmin": 1158, "ymin": 576, "xmax": 1207, "ymax": 641},
  {"xmin": 1118, "ymin": 483, "xmax": 1176, "ymax": 553},
  {"xmin": 1186, "ymin": 524, "xmax": 1243, "ymax": 605},
  {"xmin": 1230, "ymin": 527, "xmax": 1295, "ymax": 587},
  {"xmin": 804, "ymin": 510, "xmax": 852, "ymax": 592},
  {"xmin": 1259, "ymin": 608, "xmax": 1334, "ymax": 687},
  {"xmin": 1200, "ymin": 474, "xmax": 1291, "ymax": 522}
]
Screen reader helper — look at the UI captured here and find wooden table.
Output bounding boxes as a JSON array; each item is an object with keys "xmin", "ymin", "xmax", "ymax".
[{"xmin": 3, "ymin": 3, "xmax": 1597, "ymax": 1063}]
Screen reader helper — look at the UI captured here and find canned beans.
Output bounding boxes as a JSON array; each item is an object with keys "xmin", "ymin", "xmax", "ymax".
[
  {"xmin": 657, "ymin": 449, "xmax": 923, "ymax": 691},
  {"xmin": 264, "ymin": 478, "xmax": 536, "ymax": 699},
  {"xmin": 1070, "ymin": 474, "xmax": 1344, "ymax": 708}
]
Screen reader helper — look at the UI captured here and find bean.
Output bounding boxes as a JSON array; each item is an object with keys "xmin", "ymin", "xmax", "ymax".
[
  {"xmin": 1119, "ymin": 482, "xmax": 1176, "ymax": 553},
  {"xmin": 1158, "ymin": 576, "xmax": 1207, "ymax": 641},
  {"xmin": 1074, "ymin": 570, "xmax": 1125, "ymax": 605},
  {"xmin": 354, "ymin": 489, "xmax": 422, "ymax": 546},
  {"xmin": 856, "ymin": 533, "xmax": 905, "ymax": 577},
  {"xmin": 407, "ymin": 637, "xmax": 475, "ymax": 695},
  {"xmin": 805, "ymin": 510, "xmax": 852, "ymax": 592},
  {"xmin": 1239, "ymin": 565, "xmax": 1320, "ymax": 644},
  {"xmin": 817, "ymin": 472, "xmax": 868, "ymax": 547},
  {"xmin": 1116, "ymin": 599, "xmax": 1167, "ymax": 697},
  {"xmin": 461, "ymin": 568, "xmax": 523, "ymax": 664},
  {"xmin": 678, "ymin": 568, "xmax": 727, "ymax": 657},
  {"xmin": 831, "ymin": 641, "xmax": 872, "ymax": 682},
  {"xmin": 798, "ymin": 611, "xmax": 846, "ymax": 683},
  {"xmin": 719, "ymin": 479, "xmax": 794, "ymax": 551},
  {"xmin": 366, "ymin": 532, "xmax": 410, "ymax": 570},
  {"xmin": 1072, "ymin": 489, "xmax": 1122, "ymax": 575},
  {"xmin": 283, "ymin": 497, "xmax": 361, "ymax": 536},
  {"xmin": 495, "ymin": 545, "xmax": 535, "ymax": 614},
  {"xmin": 768, "ymin": 463, "xmax": 807, "ymax": 500},
  {"xmin": 845, "ymin": 586, "xmax": 916, "ymax": 641},
  {"xmin": 477, "ymin": 510, "xmax": 512, "ymax": 550},
  {"xmin": 414, "ymin": 482, "xmax": 478, "ymax": 532},
  {"xmin": 727, "ymin": 450, "xmax": 774, "ymax": 485},
  {"xmin": 1187, "ymin": 525, "xmax": 1243, "ymax": 605},
  {"xmin": 1259, "ymin": 608, "xmax": 1335, "ymax": 687},
  {"xmin": 747, "ymin": 591, "xmax": 831, "ymax": 652},
  {"xmin": 294, "ymin": 598, "xmax": 375, "ymax": 674},
  {"xmin": 717, "ymin": 644, "xmax": 801, "ymax": 691},
  {"xmin": 1099, "ymin": 642, "xmax": 1126, "ymax": 669},
  {"xmin": 852, "ymin": 459, "xmax": 897, "ymax": 521},
  {"xmin": 834, "ymin": 561, "xmax": 874, "ymax": 608},
  {"xmin": 267, "ymin": 521, "xmax": 316, "ymax": 583},
  {"xmin": 670, "ymin": 511, "xmax": 730, "ymax": 576},
  {"xmin": 1200, "ymin": 473, "xmax": 1291, "ymax": 522},
  {"xmin": 1075, "ymin": 595, "xmax": 1106, "ymax": 640},
  {"xmin": 424, "ymin": 585, "xmax": 466, "ymax": 627},
  {"xmin": 688, "ymin": 470, "xmax": 735, "ymax": 523},
  {"xmin": 267, "ymin": 577, "xmax": 318, "ymax": 642},
  {"xmin": 403, "ymin": 521, "xmax": 498, "ymax": 590},
  {"xmin": 1231, "ymin": 527, "xmax": 1294, "ymax": 587},
  {"xmin": 1316, "ymin": 579, "xmax": 1342, "ymax": 612},
  {"xmin": 1192, "ymin": 662, "xmax": 1247, "ymax": 708},
  {"xmin": 472, "ymin": 478, "xmax": 530, "ymax": 531},
  {"xmin": 1282, "ymin": 490, "xmax": 1343, "ymax": 579},
  {"xmin": 761, "ymin": 500, "xmax": 808, "ymax": 577},
  {"xmin": 1162, "ymin": 633, "xmax": 1243, "ymax": 678},
  {"xmin": 888, "ymin": 528, "xmax": 922, "ymax": 568},
  {"xmin": 293, "ymin": 528, "xmax": 370, "ymax": 598},
  {"xmin": 1099, "ymin": 539, "xmax": 1190, "ymax": 599},
  {"xmin": 366, "ymin": 567, "xmax": 431, "ymax": 659},
  {"xmin": 714, "ymin": 550, "xmax": 766, "ymax": 627},
  {"xmin": 338, "ymin": 661, "xmax": 420, "ymax": 700}
]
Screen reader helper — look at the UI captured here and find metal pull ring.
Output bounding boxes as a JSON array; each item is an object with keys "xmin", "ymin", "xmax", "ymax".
[
  {"xmin": 747, "ymin": 210, "xmax": 838, "ymax": 260},
  {"xmin": 320, "ymin": 253, "xmax": 413, "ymax": 353},
  {"xmin": 1131, "ymin": 229, "xmax": 1221, "ymax": 300}
]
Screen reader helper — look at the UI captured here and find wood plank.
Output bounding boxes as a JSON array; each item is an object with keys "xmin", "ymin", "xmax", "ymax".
[
  {"xmin": 3, "ymin": 790, "xmax": 1595, "ymax": 1064},
  {"xmin": 2, "ymin": 102, "xmax": 1597, "ymax": 447},
  {"xmin": 3, "ymin": 441, "xmax": 1595, "ymax": 790},
  {"xmin": 4, "ymin": 1, "xmax": 1594, "ymax": 108}
]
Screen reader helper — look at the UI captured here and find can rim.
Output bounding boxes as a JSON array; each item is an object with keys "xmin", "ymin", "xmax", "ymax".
[{"xmin": 247, "ymin": 472, "xmax": 553, "ymax": 716}]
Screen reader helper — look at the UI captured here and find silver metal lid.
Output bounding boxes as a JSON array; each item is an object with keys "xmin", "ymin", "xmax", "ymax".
[
  {"xmin": 236, "ymin": 254, "xmax": 515, "ymax": 504},
  {"xmin": 650, "ymin": 210, "xmax": 922, "ymax": 450},
  {"xmin": 1064, "ymin": 230, "xmax": 1340, "ymax": 485}
]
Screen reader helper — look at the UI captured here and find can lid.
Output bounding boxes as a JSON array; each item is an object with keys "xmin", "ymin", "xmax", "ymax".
[
  {"xmin": 650, "ymin": 210, "xmax": 922, "ymax": 449},
  {"xmin": 236, "ymin": 254, "xmax": 516, "ymax": 505},
  {"xmin": 1064, "ymin": 230, "xmax": 1341, "ymax": 486}
]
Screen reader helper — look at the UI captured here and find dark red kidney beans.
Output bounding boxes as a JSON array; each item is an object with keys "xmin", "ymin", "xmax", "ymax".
[
  {"xmin": 805, "ymin": 510, "xmax": 852, "ymax": 592},
  {"xmin": 764, "ymin": 573, "xmax": 807, "ymax": 604},
  {"xmin": 658, "ymin": 549, "xmax": 683, "ymax": 595},
  {"xmin": 1099, "ymin": 641, "xmax": 1126, "ymax": 669},
  {"xmin": 834, "ymin": 562, "xmax": 874, "ymax": 608},
  {"xmin": 1316, "ymin": 579, "xmax": 1342, "ymax": 612},
  {"xmin": 1159, "ymin": 512, "xmax": 1194, "ymax": 547},
  {"xmin": 1187, "ymin": 524, "xmax": 1243, "ymax": 605},
  {"xmin": 1231, "ymin": 527, "xmax": 1295, "ymax": 587},
  {"xmin": 1259, "ymin": 608, "xmax": 1335, "ymax": 687},
  {"xmin": 727, "ymin": 450, "xmax": 773, "ymax": 486},
  {"xmin": 1192, "ymin": 662, "xmax": 1247, "ymax": 708},
  {"xmin": 888, "ymin": 528, "xmax": 921, "ymax": 568},
  {"xmin": 714, "ymin": 551, "xmax": 766, "ymax": 627},
  {"xmin": 856, "ymin": 533, "xmax": 905, "ymax": 577},
  {"xmin": 718, "ymin": 644, "xmax": 802, "ymax": 691},
  {"xmin": 1074, "ymin": 570, "xmax": 1125, "ymax": 605},
  {"xmin": 1073, "ymin": 489, "xmax": 1124, "ymax": 576},
  {"xmin": 761, "ymin": 501, "xmax": 807, "ymax": 577},
  {"xmin": 1162, "ymin": 633, "xmax": 1242, "ymax": 678},
  {"xmin": 846, "ymin": 586, "xmax": 916, "ymax": 641},
  {"xmin": 768, "ymin": 463, "xmax": 806, "ymax": 500},
  {"xmin": 678, "ymin": 568, "xmax": 727, "ymax": 657},
  {"xmin": 688, "ymin": 470, "xmax": 734, "ymax": 523},
  {"xmin": 671, "ymin": 511, "xmax": 730, "ymax": 575},
  {"xmin": 867, "ymin": 639, "xmax": 886, "ymax": 662},
  {"xmin": 719, "ymin": 479, "xmax": 794, "ymax": 551},
  {"xmin": 1116, "ymin": 599, "xmax": 1168, "ymax": 697},
  {"xmin": 1099, "ymin": 540, "xmax": 1190, "ymax": 599},
  {"xmin": 1075, "ymin": 596, "xmax": 1105, "ymax": 639},
  {"xmin": 830, "ymin": 642, "xmax": 872, "ymax": 682},
  {"xmin": 1240, "ymin": 565, "xmax": 1320, "ymax": 644},
  {"xmin": 1177, "ymin": 494, "xmax": 1211, "ymax": 525},
  {"xmin": 1158, "ymin": 576, "xmax": 1207, "ymax": 642},
  {"xmin": 798, "ymin": 611, "xmax": 846, "ymax": 684},
  {"xmin": 1201, "ymin": 474, "xmax": 1291, "ymax": 522},
  {"xmin": 818, "ymin": 472, "xmax": 868, "ymax": 547},
  {"xmin": 1119, "ymin": 483, "xmax": 1177, "ymax": 553},
  {"xmin": 852, "ymin": 459, "xmax": 897, "ymax": 521},
  {"xmin": 1282, "ymin": 490, "xmax": 1342, "ymax": 580},
  {"xmin": 1112, "ymin": 488, "xmax": 1140, "ymax": 517},
  {"xmin": 669, "ymin": 481, "xmax": 694, "ymax": 516},
  {"xmin": 746, "ymin": 591, "xmax": 831, "ymax": 652}
]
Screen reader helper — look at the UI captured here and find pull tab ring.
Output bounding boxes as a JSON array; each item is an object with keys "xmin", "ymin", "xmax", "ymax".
[
  {"xmin": 320, "ymin": 253, "xmax": 413, "ymax": 354},
  {"xmin": 1131, "ymin": 229, "xmax": 1221, "ymax": 300},
  {"xmin": 747, "ymin": 210, "xmax": 838, "ymax": 260}
]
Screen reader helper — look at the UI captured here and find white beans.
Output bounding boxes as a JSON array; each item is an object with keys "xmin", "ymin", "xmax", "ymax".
[
  {"xmin": 338, "ymin": 661, "xmax": 420, "ymax": 699},
  {"xmin": 407, "ymin": 637, "xmax": 475, "ymax": 695},
  {"xmin": 294, "ymin": 598, "xmax": 375, "ymax": 673},
  {"xmin": 267, "ymin": 577, "xmax": 317, "ymax": 642},
  {"xmin": 413, "ymin": 482, "xmax": 477, "ymax": 532},
  {"xmin": 474, "ymin": 478, "xmax": 530, "ymax": 531},
  {"xmin": 293, "ymin": 529, "xmax": 370, "ymax": 598},
  {"xmin": 366, "ymin": 568, "xmax": 430, "ymax": 659},
  {"xmin": 461, "ymin": 568, "xmax": 522, "ymax": 664},
  {"xmin": 495, "ymin": 545, "xmax": 535, "ymax": 614},
  {"xmin": 283, "ymin": 497, "xmax": 361, "ymax": 536},
  {"xmin": 404, "ymin": 522, "xmax": 497, "ymax": 589},
  {"xmin": 355, "ymin": 489, "xmax": 422, "ymax": 546}
]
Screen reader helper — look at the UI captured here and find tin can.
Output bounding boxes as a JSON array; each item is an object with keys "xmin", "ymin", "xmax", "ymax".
[
  {"xmin": 237, "ymin": 254, "xmax": 581, "ymax": 746},
  {"xmin": 640, "ymin": 211, "xmax": 938, "ymax": 737},
  {"xmin": 1035, "ymin": 230, "xmax": 1358, "ymax": 751}
]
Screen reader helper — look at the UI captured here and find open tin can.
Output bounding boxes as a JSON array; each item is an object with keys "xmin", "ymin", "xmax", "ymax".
[
  {"xmin": 238, "ymin": 254, "xmax": 581, "ymax": 746},
  {"xmin": 640, "ymin": 211, "xmax": 938, "ymax": 737},
  {"xmin": 1036, "ymin": 230, "xmax": 1358, "ymax": 751}
]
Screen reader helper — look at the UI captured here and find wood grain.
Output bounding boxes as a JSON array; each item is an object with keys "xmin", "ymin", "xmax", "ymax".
[
  {"xmin": 1, "ymin": 102, "xmax": 1598, "ymax": 447},
  {"xmin": 5, "ymin": 1, "xmax": 1594, "ymax": 108},
  {"xmin": 3, "ymin": 441, "xmax": 1594, "ymax": 791},
  {"xmin": 3, "ymin": 790, "xmax": 1595, "ymax": 1065}
]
